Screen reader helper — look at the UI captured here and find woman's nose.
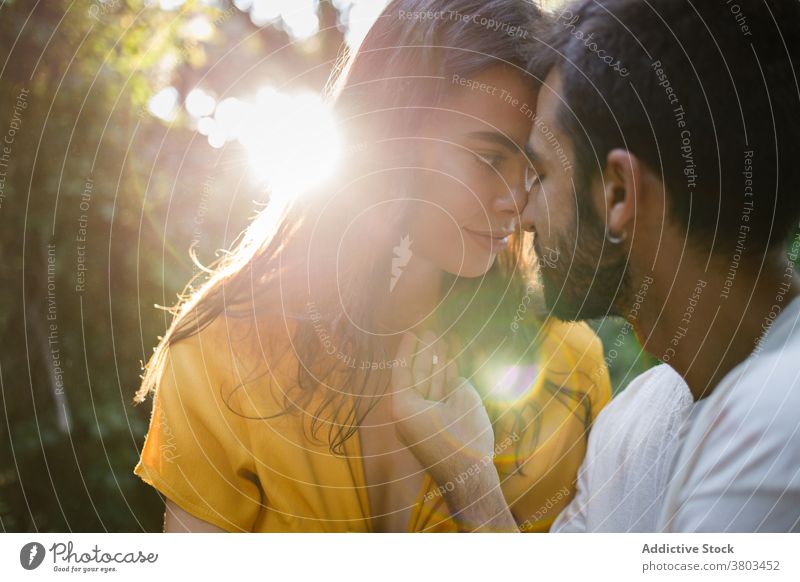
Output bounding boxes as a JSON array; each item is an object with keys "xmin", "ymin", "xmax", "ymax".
[{"xmin": 492, "ymin": 180, "xmax": 528, "ymax": 216}]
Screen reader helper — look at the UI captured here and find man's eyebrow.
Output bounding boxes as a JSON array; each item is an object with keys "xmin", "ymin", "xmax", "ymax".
[{"xmin": 464, "ymin": 131, "xmax": 520, "ymax": 153}]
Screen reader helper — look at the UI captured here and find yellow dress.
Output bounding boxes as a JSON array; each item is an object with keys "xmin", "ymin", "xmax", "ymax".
[{"xmin": 133, "ymin": 313, "xmax": 611, "ymax": 532}]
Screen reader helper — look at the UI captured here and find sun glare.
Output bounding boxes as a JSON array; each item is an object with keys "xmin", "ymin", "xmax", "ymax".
[
  {"xmin": 481, "ymin": 364, "xmax": 543, "ymax": 405},
  {"xmin": 197, "ymin": 88, "xmax": 341, "ymax": 198}
]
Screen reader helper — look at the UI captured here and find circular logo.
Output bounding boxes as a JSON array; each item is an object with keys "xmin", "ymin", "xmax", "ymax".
[{"xmin": 20, "ymin": 542, "xmax": 46, "ymax": 570}]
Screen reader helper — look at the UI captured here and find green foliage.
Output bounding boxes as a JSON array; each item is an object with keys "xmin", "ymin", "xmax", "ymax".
[{"xmin": 0, "ymin": 0, "xmax": 345, "ymax": 532}]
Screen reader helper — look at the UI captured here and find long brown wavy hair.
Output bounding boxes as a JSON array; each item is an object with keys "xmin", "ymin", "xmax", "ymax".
[{"xmin": 134, "ymin": 0, "xmax": 568, "ymax": 456}]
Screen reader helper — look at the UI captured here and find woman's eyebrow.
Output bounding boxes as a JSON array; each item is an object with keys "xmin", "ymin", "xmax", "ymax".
[{"xmin": 463, "ymin": 131, "xmax": 520, "ymax": 153}]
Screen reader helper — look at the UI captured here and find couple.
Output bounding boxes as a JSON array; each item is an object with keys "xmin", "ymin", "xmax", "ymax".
[{"xmin": 132, "ymin": 0, "xmax": 800, "ymax": 533}]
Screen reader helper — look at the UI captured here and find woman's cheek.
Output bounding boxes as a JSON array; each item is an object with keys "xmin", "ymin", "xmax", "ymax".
[{"xmin": 411, "ymin": 206, "xmax": 462, "ymax": 251}]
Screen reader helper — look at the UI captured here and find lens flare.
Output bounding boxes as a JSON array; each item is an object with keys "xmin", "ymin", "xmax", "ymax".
[
  {"xmin": 239, "ymin": 90, "xmax": 341, "ymax": 198},
  {"xmin": 481, "ymin": 363, "xmax": 542, "ymax": 405},
  {"xmin": 198, "ymin": 88, "xmax": 341, "ymax": 198}
]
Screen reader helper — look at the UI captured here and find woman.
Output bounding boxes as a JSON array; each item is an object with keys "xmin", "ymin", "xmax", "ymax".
[{"xmin": 132, "ymin": 0, "xmax": 611, "ymax": 532}]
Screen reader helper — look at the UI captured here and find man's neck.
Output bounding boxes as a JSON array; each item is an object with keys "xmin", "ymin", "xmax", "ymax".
[{"xmin": 630, "ymin": 250, "xmax": 800, "ymax": 401}]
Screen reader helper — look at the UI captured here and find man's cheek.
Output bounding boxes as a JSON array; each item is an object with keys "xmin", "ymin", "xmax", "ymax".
[
  {"xmin": 539, "ymin": 243, "xmax": 561, "ymax": 270},
  {"xmin": 536, "ymin": 188, "xmax": 555, "ymax": 230}
]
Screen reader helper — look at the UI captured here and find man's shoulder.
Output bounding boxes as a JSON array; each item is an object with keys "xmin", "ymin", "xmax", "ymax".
[
  {"xmin": 603, "ymin": 364, "xmax": 685, "ymax": 411},
  {"xmin": 592, "ymin": 364, "xmax": 691, "ymax": 437},
  {"xmin": 718, "ymin": 338, "xmax": 800, "ymax": 427},
  {"xmin": 662, "ymin": 329, "xmax": 800, "ymax": 532}
]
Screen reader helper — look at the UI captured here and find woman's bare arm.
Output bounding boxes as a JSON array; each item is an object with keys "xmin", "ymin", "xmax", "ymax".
[{"xmin": 163, "ymin": 498, "xmax": 226, "ymax": 532}]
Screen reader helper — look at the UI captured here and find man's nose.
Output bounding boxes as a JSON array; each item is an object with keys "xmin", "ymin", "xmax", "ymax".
[
  {"xmin": 520, "ymin": 188, "xmax": 536, "ymax": 232},
  {"xmin": 493, "ymin": 169, "xmax": 529, "ymax": 217}
]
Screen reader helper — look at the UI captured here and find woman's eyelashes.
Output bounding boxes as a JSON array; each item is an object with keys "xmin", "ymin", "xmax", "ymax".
[
  {"xmin": 471, "ymin": 149, "xmax": 543, "ymax": 196},
  {"xmin": 471, "ymin": 151, "xmax": 506, "ymax": 172}
]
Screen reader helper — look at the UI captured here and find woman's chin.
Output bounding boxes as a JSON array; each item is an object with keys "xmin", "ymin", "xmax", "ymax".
[{"xmin": 444, "ymin": 254, "xmax": 497, "ymax": 278}]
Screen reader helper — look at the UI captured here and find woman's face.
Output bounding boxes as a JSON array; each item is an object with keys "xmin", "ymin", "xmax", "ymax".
[{"xmin": 407, "ymin": 65, "xmax": 537, "ymax": 278}]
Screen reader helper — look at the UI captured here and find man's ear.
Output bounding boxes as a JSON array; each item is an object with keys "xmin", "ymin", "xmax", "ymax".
[{"xmin": 601, "ymin": 149, "xmax": 642, "ymax": 241}]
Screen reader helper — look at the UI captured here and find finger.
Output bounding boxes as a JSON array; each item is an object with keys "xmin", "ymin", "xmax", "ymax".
[
  {"xmin": 442, "ymin": 360, "xmax": 459, "ymax": 399},
  {"xmin": 392, "ymin": 332, "xmax": 418, "ymax": 392},
  {"xmin": 390, "ymin": 382, "xmax": 428, "ymax": 421},
  {"xmin": 449, "ymin": 376, "xmax": 482, "ymax": 409},
  {"xmin": 412, "ymin": 330, "xmax": 436, "ymax": 398},
  {"xmin": 428, "ymin": 338, "xmax": 447, "ymax": 401},
  {"xmin": 396, "ymin": 330, "xmax": 417, "ymax": 361}
]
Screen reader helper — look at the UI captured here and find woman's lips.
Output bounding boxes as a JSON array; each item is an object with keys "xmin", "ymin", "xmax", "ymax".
[{"xmin": 463, "ymin": 228, "xmax": 512, "ymax": 253}]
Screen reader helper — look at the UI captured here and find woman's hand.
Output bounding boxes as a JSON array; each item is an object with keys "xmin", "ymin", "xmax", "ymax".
[
  {"xmin": 390, "ymin": 331, "xmax": 494, "ymax": 469},
  {"xmin": 390, "ymin": 331, "xmax": 518, "ymax": 532}
]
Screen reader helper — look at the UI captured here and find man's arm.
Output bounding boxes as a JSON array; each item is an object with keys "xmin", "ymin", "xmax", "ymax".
[{"xmin": 444, "ymin": 467, "xmax": 520, "ymax": 532}]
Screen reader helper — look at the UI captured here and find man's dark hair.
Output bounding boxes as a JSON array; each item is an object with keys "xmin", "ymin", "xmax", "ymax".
[{"xmin": 529, "ymin": 0, "xmax": 800, "ymax": 254}]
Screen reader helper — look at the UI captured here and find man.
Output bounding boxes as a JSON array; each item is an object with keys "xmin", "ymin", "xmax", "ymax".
[{"xmin": 392, "ymin": 0, "xmax": 800, "ymax": 532}]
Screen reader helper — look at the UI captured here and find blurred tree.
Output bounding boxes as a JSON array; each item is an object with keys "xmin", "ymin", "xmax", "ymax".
[{"xmin": 0, "ymin": 0, "xmax": 345, "ymax": 532}]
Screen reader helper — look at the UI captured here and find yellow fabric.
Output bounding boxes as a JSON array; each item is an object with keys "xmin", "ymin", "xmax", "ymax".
[{"xmin": 133, "ymin": 314, "xmax": 611, "ymax": 532}]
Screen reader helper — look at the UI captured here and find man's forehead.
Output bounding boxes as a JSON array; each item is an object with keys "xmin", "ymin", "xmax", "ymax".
[
  {"xmin": 536, "ymin": 70, "xmax": 563, "ymax": 125},
  {"xmin": 527, "ymin": 69, "xmax": 565, "ymax": 158}
]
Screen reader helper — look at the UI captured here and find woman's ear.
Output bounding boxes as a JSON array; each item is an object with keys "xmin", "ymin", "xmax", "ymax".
[{"xmin": 602, "ymin": 148, "xmax": 642, "ymax": 241}]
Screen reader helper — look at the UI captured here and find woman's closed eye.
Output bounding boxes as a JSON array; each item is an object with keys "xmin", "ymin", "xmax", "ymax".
[{"xmin": 472, "ymin": 151, "xmax": 506, "ymax": 172}]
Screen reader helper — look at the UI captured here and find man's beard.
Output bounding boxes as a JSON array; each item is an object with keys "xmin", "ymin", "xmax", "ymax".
[{"xmin": 534, "ymin": 210, "xmax": 630, "ymax": 321}]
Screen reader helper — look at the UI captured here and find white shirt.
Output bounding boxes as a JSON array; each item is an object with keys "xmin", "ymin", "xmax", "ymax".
[
  {"xmin": 552, "ymin": 364, "xmax": 695, "ymax": 532},
  {"xmin": 658, "ymin": 295, "xmax": 800, "ymax": 532}
]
